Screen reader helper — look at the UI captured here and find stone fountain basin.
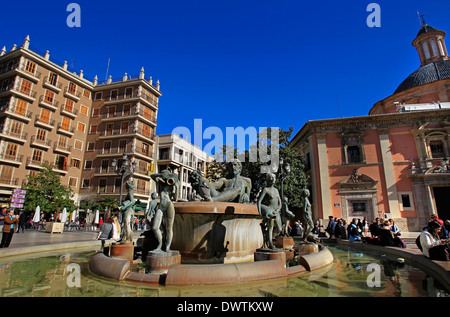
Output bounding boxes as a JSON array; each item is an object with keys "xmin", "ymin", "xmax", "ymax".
[{"xmin": 171, "ymin": 202, "xmax": 264, "ymax": 264}]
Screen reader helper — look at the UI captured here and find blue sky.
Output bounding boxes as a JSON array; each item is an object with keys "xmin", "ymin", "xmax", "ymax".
[{"xmin": 1, "ymin": 0, "xmax": 450, "ymax": 149}]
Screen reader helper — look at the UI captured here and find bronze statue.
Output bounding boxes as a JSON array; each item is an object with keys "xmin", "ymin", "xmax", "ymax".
[
  {"xmin": 118, "ymin": 180, "xmax": 137, "ymax": 243},
  {"xmin": 257, "ymin": 173, "xmax": 282, "ymax": 249},
  {"xmin": 188, "ymin": 169, "xmax": 218, "ymax": 201},
  {"xmin": 280, "ymin": 197, "xmax": 295, "ymax": 236},
  {"xmin": 150, "ymin": 169, "xmax": 180, "ymax": 252},
  {"xmin": 209, "ymin": 159, "xmax": 252, "ymax": 204},
  {"xmin": 301, "ymin": 188, "xmax": 319, "ymax": 242},
  {"xmin": 146, "ymin": 192, "xmax": 158, "ymax": 227}
]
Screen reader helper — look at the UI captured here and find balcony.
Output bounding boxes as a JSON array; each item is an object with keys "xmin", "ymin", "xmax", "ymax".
[
  {"xmin": 0, "ymin": 82, "xmax": 37, "ymax": 103},
  {"xmin": 135, "ymin": 127, "xmax": 156, "ymax": 143},
  {"xmin": 1, "ymin": 105, "xmax": 32, "ymax": 123},
  {"xmin": 34, "ymin": 115, "xmax": 55, "ymax": 130},
  {"xmin": 30, "ymin": 135, "xmax": 52, "ymax": 150},
  {"xmin": 0, "ymin": 177, "xmax": 20, "ymax": 189},
  {"xmin": 53, "ymin": 143, "xmax": 72, "ymax": 155},
  {"xmin": 60, "ymin": 104, "xmax": 78, "ymax": 119},
  {"xmin": 26, "ymin": 157, "xmax": 49, "ymax": 169},
  {"xmin": 57, "ymin": 123, "xmax": 75, "ymax": 137},
  {"xmin": 0, "ymin": 61, "xmax": 19, "ymax": 80},
  {"xmin": 0, "ymin": 153, "xmax": 23, "ymax": 166},
  {"xmin": 0, "ymin": 129, "xmax": 27, "ymax": 144},
  {"xmin": 104, "ymin": 90, "xmax": 158, "ymax": 110},
  {"xmin": 43, "ymin": 76, "xmax": 63, "ymax": 92},
  {"xmin": 96, "ymin": 145, "xmax": 134, "ymax": 157},
  {"xmin": 101, "ymin": 107, "xmax": 157, "ymax": 126},
  {"xmin": 64, "ymin": 87, "xmax": 81, "ymax": 101},
  {"xmin": 39, "ymin": 95, "xmax": 59, "ymax": 111},
  {"xmin": 16, "ymin": 64, "xmax": 41, "ymax": 83}
]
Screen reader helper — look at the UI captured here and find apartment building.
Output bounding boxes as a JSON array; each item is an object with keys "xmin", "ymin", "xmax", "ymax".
[
  {"xmin": 0, "ymin": 36, "xmax": 161, "ymax": 208},
  {"xmin": 157, "ymin": 133, "xmax": 211, "ymax": 201}
]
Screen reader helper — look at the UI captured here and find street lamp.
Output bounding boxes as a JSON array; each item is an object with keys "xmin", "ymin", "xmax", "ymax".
[
  {"xmin": 277, "ymin": 158, "xmax": 291, "ymax": 201},
  {"xmin": 111, "ymin": 152, "xmax": 137, "ymax": 206}
]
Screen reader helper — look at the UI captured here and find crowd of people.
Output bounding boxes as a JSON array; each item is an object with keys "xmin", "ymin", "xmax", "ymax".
[{"xmin": 323, "ymin": 214, "xmax": 450, "ymax": 261}]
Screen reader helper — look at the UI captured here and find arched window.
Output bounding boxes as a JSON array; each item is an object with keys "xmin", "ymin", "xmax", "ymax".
[{"xmin": 422, "ymin": 42, "xmax": 431, "ymax": 59}]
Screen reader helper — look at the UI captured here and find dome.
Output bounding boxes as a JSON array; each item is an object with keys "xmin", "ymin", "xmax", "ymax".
[
  {"xmin": 416, "ymin": 24, "xmax": 442, "ymax": 37},
  {"xmin": 394, "ymin": 59, "xmax": 450, "ymax": 94}
]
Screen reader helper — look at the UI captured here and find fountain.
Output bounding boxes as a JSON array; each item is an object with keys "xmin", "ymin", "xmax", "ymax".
[{"xmin": 89, "ymin": 159, "xmax": 334, "ymax": 286}]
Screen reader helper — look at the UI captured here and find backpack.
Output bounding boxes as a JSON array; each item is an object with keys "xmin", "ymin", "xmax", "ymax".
[{"xmin": 415, "ymin": 235, "xmax": 423, "ymax": 251}]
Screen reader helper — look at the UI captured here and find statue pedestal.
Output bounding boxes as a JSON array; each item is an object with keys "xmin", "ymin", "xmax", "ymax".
[
  {"xmin": 110, "ymin": 242, "xmax": 135, "ymax": 262},
  {"xmin": 275, "ymin": 236, "xmax": 294, "ymax": 250},
  {"xmin": 254, "ymin": 248, "xmax": 286, "ymax": 266},
  {"xmin": 297, "ymin": 242, "xmax": 319, "ymax": 256},
  {"xmin": 146, "ymin": 250, "xmax": 181, "ymax": 274}
]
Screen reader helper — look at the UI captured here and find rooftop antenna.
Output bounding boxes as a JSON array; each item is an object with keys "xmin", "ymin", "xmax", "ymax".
[{"xmin": 105, "ymin": 56, "xmax": 111, "ymax": 81}]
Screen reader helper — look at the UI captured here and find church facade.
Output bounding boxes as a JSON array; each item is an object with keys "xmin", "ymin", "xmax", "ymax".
[{"xmin": 290, "ymin": 22, "xmax": 450, "ymax": 232}]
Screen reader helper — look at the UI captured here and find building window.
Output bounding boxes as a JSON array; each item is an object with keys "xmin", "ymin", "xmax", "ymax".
[
  {"xmin": 430, "ymin": 40, "xmax": 439, "ymax": 57},
  {"xmin": 423, "ymin": 42, "xmax": 431, "ymax": 59},
  {"xmin": 92, "ymin": 108, "xmax": 100, "ymax": 117},
  {"xmin": 5, "ymin": 143, "xmax": 18, "ymax": 159},
  {"xmin": 61, "ymin": 117, "xmax": 71, "ymax": 130},
  {"xmin": 80, "ymin": 105, "xmax": 89, "ymax": 116},
  {"xmin": 98, "ymin": 179, "xmax": 107, "ymax": 193},
  {"xmin": 352, "ymin": 201, "xmax": 367, "ymax": 213},
  {"xmin": 77, "ymin": 122, "xmax": 85, "ymax": 133},
  {"xmin": 48, "ymin": 72, "xmax": 58, "ymax": 86},
  {"xmin": 110, "ymin": 89, "xmax": 118, "ymax": 100},
  {"xmin": 347, "ymin": 146, "xmax": 362, "ymax": 164},
  {"xmin": 74, "ymin": 139, "xmax": 83, "ymax": 150},
  {"xmin": 82, "ymin": 179, "xmax": 90, "ymax": 188},
  {"xmin": 125, "ymin": 87, "xmax": 133, "ymax": 98},
  {"xmin": 39, "ymin": 109, "xmax": 51, "ymax": 124},
  {"xmin": 44, "ymin": 90, "xmax": 55, "ymax": 105},
  {"xmin": 83, "ymin": 89, "xmax": 91, "ymax": 99},
  {"xmin": 341, "ymin": 130, "xmax": 366, "ymax": 165},
  {"xmin": 15, "ymin": 99, "xmax": 28, "ymax": 116},
  {"xmin": 64, "ymin": 99, "xmax": 74, "ymax": 112},
  {"xmin": 20, "ymin": 79, "xmax": 32, "ymax": 95},
  {"xmin": 68, "ymin": 82, "xmax": 77, "ymax": 94},
  {"xmin": 84, "ymin": 160, "xmax": 92, "ymax": 169},
  {"xmin": 89, "ymin": 124, "xmax": 98, "ymax": 134},
  {"xmin": 398, "ymin": 191, "xmax": 414, "ymax": 211},
  {"xmin": 70, "ymin": 158, "xmax": 81, "ymax": 169},
  {"xmin": 86, "ymin": 142, "xmax": 95, "ymax": 151},
  {"xmin": 32, "ymin": 149, "xmax": 43, "ymax": 163},
  {"xmin": 69, "ymin": 177, "xmax": 77, "ymax": 187},
  {"xmin": 36, "ymin": 129, "xmax": 47, "ymax": 142},
  {"xmin": 94, "ymin": 92, "xmax": 102, "ymax": 101},
  {"xmin": 429, "ymin": 140, "xmax": 445, "ymax": 158},
  {"xmin": 24, "ymin": 60, "xmax": 36, "ymax": 75}
]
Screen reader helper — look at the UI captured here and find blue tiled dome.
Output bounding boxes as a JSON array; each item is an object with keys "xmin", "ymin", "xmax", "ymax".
[{"xmin": 394, "ymin": 59, "xmax": 450, "ymax": 94}]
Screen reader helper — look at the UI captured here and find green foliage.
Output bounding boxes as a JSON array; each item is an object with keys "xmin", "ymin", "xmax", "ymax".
[
  {"xmin": 22, "ymin": 163, "xmax": 76, "ymax": 217},
  {"xmin": 204, "ymin": 127, "xmax": 307, "ymax": 209}
]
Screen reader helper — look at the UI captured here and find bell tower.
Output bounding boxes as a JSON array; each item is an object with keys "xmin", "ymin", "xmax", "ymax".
[{"xmin": 412, "ymin": 17, "xmax": 448, "ymax": 66}]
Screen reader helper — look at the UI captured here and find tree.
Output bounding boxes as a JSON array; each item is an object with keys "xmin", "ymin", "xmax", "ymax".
[
  {"xmin": 204, "ymin": 127, "xmax": 307, "ymax": 212},
  {"xmin": 23, "ymin": 163, "xmax": 76, "ymax": 220}
]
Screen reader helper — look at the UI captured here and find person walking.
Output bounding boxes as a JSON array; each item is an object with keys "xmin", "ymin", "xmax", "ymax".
[
  {"xmin": 17, "ymin": 211, "xmax": 27, "ymax": 233},
  {"xmin": 0, "ymin": 209, "xmax": 19, "ymax": 248},
  {"xmin": 326, "ymin": 216, "xmax": 336, "ymax": 238}
]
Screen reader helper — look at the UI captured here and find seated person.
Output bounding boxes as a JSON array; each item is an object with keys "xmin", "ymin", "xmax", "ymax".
[
  {"xmin": 420, "ymin": 220, "xmax": 450, "ymax": 261},
  {"xmin": 347, "ymin": 219, "xmax": 362, "ymax": 243}
]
